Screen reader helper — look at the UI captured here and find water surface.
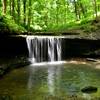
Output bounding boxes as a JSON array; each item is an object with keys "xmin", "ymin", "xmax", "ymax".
[{"xmin": 0, "ymin": 62, "xmax": 100, "ymax": 100}]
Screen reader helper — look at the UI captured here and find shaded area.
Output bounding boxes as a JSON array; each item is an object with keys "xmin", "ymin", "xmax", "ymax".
[
  {"xmin": 62, "ymin": 38, "xmax": 100, "ymax": 59},
  {"xmin": 0, "ymin": 36, "xmax": 100, "ymax": 59},
  {"xmin": 0, "ymin": 36, "xmax": 28, "ymax": 58},
  {"xmin": 0, "ymin": 57, "xmax": 29, "ymax": 77}
]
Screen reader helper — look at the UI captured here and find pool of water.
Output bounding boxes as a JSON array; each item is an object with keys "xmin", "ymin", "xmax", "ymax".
[{"xmin": 0, "ymin": 61, "xmax": 100, "ymax": 100}]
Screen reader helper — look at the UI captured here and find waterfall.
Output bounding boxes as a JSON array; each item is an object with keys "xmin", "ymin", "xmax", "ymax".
[{"xmin": 26, "ymin": 36, "xmax": 62, "ymax": 63}]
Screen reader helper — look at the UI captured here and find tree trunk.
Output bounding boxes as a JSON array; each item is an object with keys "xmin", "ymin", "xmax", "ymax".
[
  {"xmin": 23, "ymin": 0, "xmax": 27, "ymax": 25},
  {"xmin": 73, "ymin": 0, "xmax": 79, "ymax": 20},
  {"xmin": 2, "ymin": 0, "xmax": 7, "ymax": 15},
  {"xmin": 17, "ymin": 0, "xmax": 20, "ymax": 24},
  {"xmin": 80, "ymin": 2, "xmax": 86, "ymax": 18},
  {"xmin": 94, "ymin": 0, "xmax": 98, "ymax": 18},
  {"xmin": 56, "ymin": 1, "xmax": 59, "ymax": 25},
  {"xmin": 9, "ymin": 0, "xmax": 12, "ymax": 15},
  {"xmin": 64, "ymin": 1, "xmax": 67, "ymax": 24},
  {"xmin": 10, "ymin": 0, "xmax": 15, "ymax": 18},
  {"xmin": 0, "ymin": 0, "xmax": 2, "ymax": 13},
  {"xmin": 28, "ymin": 0, "xmax": 32, "ymax": 30}
]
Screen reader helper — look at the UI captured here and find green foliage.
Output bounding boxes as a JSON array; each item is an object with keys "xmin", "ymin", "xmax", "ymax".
[
  {"xmin": 0, "ymin": 15, "xmax": 26, "ymax": 35},
  {"xmin": 0, "ymin": 0, "xmax": 100, "ymax": 34}
]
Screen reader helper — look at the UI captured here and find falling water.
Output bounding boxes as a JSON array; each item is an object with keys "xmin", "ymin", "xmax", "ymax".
[{"xmin": 26, "ymin": 36, "xmax": 62, "ymax": 63}]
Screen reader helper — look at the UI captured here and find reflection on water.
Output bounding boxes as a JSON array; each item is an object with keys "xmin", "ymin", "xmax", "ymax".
[
  {"xmin": 83, "ymin": 93, "xmax": 91, "ymax": 100},
  {"xmin": 0, "ymin": 62, "xmax": 100, "ymax": 100},
  {"xmin": 47, "ymin": 65, "xmax": 61, "ymax": 95},
  {"xmin": 48, "ymin": 66, "xmax": 55, "ymax": 95}
]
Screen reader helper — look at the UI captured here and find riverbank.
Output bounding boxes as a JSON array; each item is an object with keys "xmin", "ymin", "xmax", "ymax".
[{"xmin": 0, "ymin": 56, "xmax": 29, "ymax": 77}]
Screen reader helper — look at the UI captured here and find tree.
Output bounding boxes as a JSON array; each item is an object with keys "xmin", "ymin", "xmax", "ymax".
[
  {"xmin": 9, "ymin": 0, "xmax": 12, "ymax": 15},
  {"xmin": 28, "ymin": 0, "xmax": 32, "ymax": 30},
  {"xmin": 17, "ymin": 0, "xmax": 20, "ymax": 24},
  {"xmin": 0, "ymin": 0, "xmax": 100, "ymax": 32},
  {"xmin": 23, "ymin": 0, "xmax": 27, "ymax": 25},
  {"xmin": 2, "ymin": 0, "xmax": 7, "ymax": 15},
  {"xmin": 93, "ymin": 0, "xmax": 98, "ymax": 18},
  {"xmin": 10, "ymin": 0, "xmax": 15, "ymax": 18}
]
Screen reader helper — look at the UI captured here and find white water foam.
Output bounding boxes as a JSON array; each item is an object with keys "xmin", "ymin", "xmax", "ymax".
[{"xmin": 26, "ymin": 36, "xmax": 62, "ymax": 64}]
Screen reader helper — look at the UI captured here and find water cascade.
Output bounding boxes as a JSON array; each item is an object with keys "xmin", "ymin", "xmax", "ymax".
[{"xmin": 26, "ymin": 36, "xmax": 62, "ymax": 63}]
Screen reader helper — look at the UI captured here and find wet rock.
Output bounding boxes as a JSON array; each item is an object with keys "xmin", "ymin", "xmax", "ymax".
[
  {"xmin": 81, "ymin": 86, "xmax": 97, "ymax": 93},
  {"xmin": 86, "ymin": 58, "xmax": 100, "ymax": 62},
  {"xmin": 0, "ymin": 57, "xmax": 29, "ymax": 77},
  {"xmin": 0, "ymin": 68, "xmax": 4, "ymax": 76}
]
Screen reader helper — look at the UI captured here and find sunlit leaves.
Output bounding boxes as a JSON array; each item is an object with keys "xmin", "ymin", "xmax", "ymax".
[{"xmin": 0, "ymin": 0, "xmax": 100, "ymax": 31}]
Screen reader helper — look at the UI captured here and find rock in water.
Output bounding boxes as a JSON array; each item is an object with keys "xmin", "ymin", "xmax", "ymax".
[{"xmin": 81, "ymin": 86, "xmax": 97, "ymax": 93}]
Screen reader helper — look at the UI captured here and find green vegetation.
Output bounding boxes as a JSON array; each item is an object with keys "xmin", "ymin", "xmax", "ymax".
[
  {"xmin": 0, "ymin": 0, "xmax": 100, "ymax": 35},
  {"xmin": 0, "ymin": 15, "xmax": 26, "ymax": 35}
]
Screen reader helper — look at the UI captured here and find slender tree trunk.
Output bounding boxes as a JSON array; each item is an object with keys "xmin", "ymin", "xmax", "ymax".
[
  {"xmin": 11, "ymin": 0, "xmax": 15, "ymax": 19},
  {"xmin": 23, "ymin": 0, "xmax": 27, "ymax": 25},
  {"xmin": 2, "ymin": 0, "xmax": 7, "ymax": 15},
  {"xmin": 9, "ymin": 0, "xmax": 12, "ymax": 15},
  {"xmin": 56, "ymin": 1, "xmax": 59, "ymax": 26},
  {"xmin": 94, "ymin": 0, "xmax": 98, "ymax": 18},
  {"xmin": 28, "ymin": 0, "xmax": 32, "ymax": 30},
  {"xmin": 64, "ymin": 1, "xmax": 67, "ymax": 24},
  {"xmin": 0, "ymin": 0, "xmax": 2, "ymax": 13},
  {"xmin": 80, "ymin": 2, "xmax": 86, "ymax": 18},
  {"xmin": 17, "ymin": 0, "xmax": 20, "ymax": 24},
  {"xmin": 98, "ymin": 4, "xmax": 100, "ymax": 11},
  {"xmin": 44, "ymin": 13, "xmax": 48, "ymax": 27},
  {"xmin": 73, "ymin": 0, "xmax": 79, "ymax": 20},
  {"xmin": 44, "ymin": 0, "xmax": 48, "ymax": 27}
]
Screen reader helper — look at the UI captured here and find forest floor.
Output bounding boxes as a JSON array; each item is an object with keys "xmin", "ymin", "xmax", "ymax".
[{"xmin": 63, "ymin": 17, "xmax": 100, "ymax": 39}]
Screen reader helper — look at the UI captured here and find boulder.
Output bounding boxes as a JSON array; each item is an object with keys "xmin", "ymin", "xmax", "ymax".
[{"xmin": 81, "ymin": 86, "xmax": 97, "ymax": 93}]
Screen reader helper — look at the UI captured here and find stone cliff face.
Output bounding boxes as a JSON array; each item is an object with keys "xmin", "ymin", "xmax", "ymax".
[
  {"xmin": 0, "ymin": 36, "xmax": 28, "ymax": 58},
  {"xmin": 62, "ymin": 38, "xmax": 100, "ymax": 59},
  {"xmin": 0, "ymin": 35, "xmax": 100, "ymax": 59}
]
